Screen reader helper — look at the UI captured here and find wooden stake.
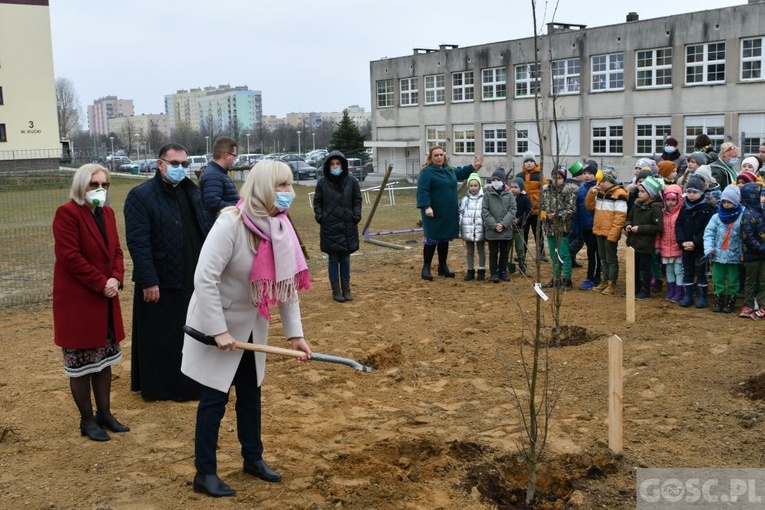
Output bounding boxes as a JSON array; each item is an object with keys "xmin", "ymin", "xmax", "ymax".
[
  {"xmin": 608, "ymin": 334, "xmax": 623, "ymax": 454},
  {"xmin": 625, "ymin": 246, "xmax": 635, "ymax": 323}
]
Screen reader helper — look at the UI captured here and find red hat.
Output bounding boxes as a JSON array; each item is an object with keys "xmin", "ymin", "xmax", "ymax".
[
  {"xmin": 665, "ymin": 137, "xmax": 679, "ymax": 147},
  {"xmin": 737, "ymin": 171, "xmax": 757, "ymax": 184}
]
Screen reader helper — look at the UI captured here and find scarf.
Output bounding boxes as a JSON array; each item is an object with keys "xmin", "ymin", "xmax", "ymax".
[
  {"xmin": 684, "ymin": 196, "xmax": 707, "ymax": 210},
  {"xmin": 717, "ymin": 203, "xmax": 743, "ymax": 225},
  {"xmin": 239, "ymin": 206, "xmax": 310, "ymax": 319}
]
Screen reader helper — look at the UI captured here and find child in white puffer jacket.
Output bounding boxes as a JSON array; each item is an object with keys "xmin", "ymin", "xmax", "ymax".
[{"xmin": 459, "ymin": 173, "xmax": 485, "ymax": 280}]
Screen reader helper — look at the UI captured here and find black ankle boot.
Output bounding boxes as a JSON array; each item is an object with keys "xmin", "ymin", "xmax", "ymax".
[
  {"xmin": 421, "ymin": 264, "xmax": 433, "ymax": 281},
  {"xmin": 330, "ymin": 280, "xmax": 345, "ymax": 302},
  {"xmin": 464, "ymin": 269, "xmax": 475, "ymax": 281},
  {"xmin": 437, "ymin": 265, "xmax": 455, "ymax": 277},
  {"xmin": 476, "ymin": 269, "xmax": 486, "ymax": 281}
]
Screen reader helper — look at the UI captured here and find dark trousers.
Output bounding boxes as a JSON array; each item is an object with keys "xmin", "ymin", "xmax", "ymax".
[
  {"xmin": 195, "ymin": 349, "xmax": 262, "ymax": 475},
  {"xmin": 488, "ymin": 239, "xmax": 511, "ymax": 276},
  {"xmin": 580, "ymin": 229, "xmax": 600, "ymax": 281},
  {"xmin": 635, "ymin": 252, "xmax": 653, "ymax": 291},
  {"xmin": 682, "ymin": 249, "xmax": 708, "ymax": 287},
  {"xmin": 523, "ymin": 214, "xmax": 545, "ymax": 258},
  {"xmin": 327, "ymin": 250, "xmax": 351, "ymax": 282}
]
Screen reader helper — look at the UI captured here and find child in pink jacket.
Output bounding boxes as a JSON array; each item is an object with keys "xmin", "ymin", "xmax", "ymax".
[{"xmin": 657, "ymin": 184, "xmax": 684, "ymax": 302}]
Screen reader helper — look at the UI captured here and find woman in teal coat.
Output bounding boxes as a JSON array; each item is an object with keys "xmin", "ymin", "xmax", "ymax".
[{"xmin": 416, "ymin": 146, "xmax": 483, "ymax": 280}]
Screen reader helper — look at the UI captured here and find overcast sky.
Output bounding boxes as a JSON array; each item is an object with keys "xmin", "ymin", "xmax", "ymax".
[{"xmin": 49, "ymin": 0, "xmax": 743, "ymax": 119}]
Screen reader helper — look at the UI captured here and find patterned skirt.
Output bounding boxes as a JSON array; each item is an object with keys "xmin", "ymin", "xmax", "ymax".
[{"xmin": 62, "ymin": 328, "xmax": 122, "ymax": 378}]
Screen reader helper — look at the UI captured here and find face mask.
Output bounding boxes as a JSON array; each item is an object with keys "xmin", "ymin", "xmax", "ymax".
[
  {"xmin": 274, "ymin": 191, "xmax": 294, "ymax": 211},
  {"xmin": 491, "ymin": 180, "xmax": 504, "ymax": 191},
  {"xmin": 165, "ymin": 164, "xmax": 187, "ymax": 184},
  {"xmin": 85, "ymin": 188, "xmax": 107, "ymax": 207},
  {"xmin": 664, "ymin": 146, "xmax": 676, "ymax": 154},
  {"xmin": 330, "ymin": 168, "xmax": 343, "ymax": 176},
  {"xmin": 729, "ymin": 158, "xmax": 739, "ymax": 166}
]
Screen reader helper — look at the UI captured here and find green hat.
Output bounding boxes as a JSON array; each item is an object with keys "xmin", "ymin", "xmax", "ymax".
[
  {"xmin": 568, "ymin": 161, "xmax": 584, "ymax": 176},
  {"xmin": 466, "ymin": 173, "xmax": 482, "ymax": 186}
]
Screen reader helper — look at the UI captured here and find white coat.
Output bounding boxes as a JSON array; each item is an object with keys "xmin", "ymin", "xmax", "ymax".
[
  {"xmin": 459, "ymin": 190, "xmax": 485, "ymax": 242},
  {"xmin": 181, "ymin": 209, "xmax": 304, "ymax": 392}
]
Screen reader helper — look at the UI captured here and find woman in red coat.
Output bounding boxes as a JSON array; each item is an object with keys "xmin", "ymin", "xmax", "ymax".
[{"xmin": 53, "ymin": 164, "xmax": 129, "ymax": 441}]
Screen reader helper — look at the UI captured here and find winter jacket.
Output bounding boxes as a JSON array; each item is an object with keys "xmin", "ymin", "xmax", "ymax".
[
  {"xmin": 459, "ymin": 189, "xmax": 485, "ymax": 242},
  {"xmin": 703, "ymin": 210, "xmax": 743, "ymax": 264},
  {"xmin": 740, "ymin": 182, "xmax": 765, "ymax": 262},
  {"xmin": 675, "ymin": 197, "xmax": 714, "ymax": 253},
  {"xmin": 124, "ymin": 171, "xmax": 208, "ymax": 289},
  {"xmin": 540, "ymin": 182, "xmax": 578, "ymax": 237},
  {"xmin": 574, "ymin": 180, "xmax": 597, "ymax": 234},
  {"xmin": 710, "ymin": 159, "xmax": 737, "ymax": 190},
  {"xmin": 417, "ymin": 162, "xmax": 475, "ymax": 240},
  {"xmin": 314, "ymin": 152, "xmax": 362, "ymax": 253},
  {"xmin": 199, "ymin": 160, "xmax": 240, "ymax": 227},
  {"xmin": 481, "ymin": 184, "xmax": 517, "ymax": 241},
  {"xmin": 585, "ymin": 184, "xmax": 628, "ymax": 242},
  {"xmin": 625, "ymin": 200, "xmax": 663, "ymax": 254},
  {"xmin": 514, "ymin": 192, "xmax": 532, "ymax": 232},
  {"xmin": 656, "ymin": 194, "xmax": 684, "ymax": 258},
  {"xmin": 522, "ymin": 166, "xmax": 547, "ymax": 215}
]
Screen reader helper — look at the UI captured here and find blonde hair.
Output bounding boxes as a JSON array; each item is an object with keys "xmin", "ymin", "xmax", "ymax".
[
  {"xmin": 69, "ymin": 164, "xmax": 110, "ymax": 205},
  {"xmin": 719, "ymin": 142, "xmax": 739, "ymax": 158}
]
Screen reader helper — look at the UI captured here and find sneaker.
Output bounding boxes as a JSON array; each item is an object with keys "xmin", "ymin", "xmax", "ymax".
[
  {"xmin": 518, "ymin": 266, "xmax": 527, "ymax": 276},
  {"xmin": 753, "ymin": 309, "xmax": 765, "ymax": 321},
  {"xmin": 490, "ymin": 273, "xmax": 500, "ymax": 283},
  {"xmin": 740, "ymin": 306, "xmax": 754, "ymax": 318},
  {"xmin": 592, "ymin": 280, "xmax": 609, "ymax": 292},
  {"xmin": 635, "ymin": 289, "xmax": 651, "ymax": 300},
  {"xmin": 601, "ymin": 282, "xmax": 616, "ymax": 295},
  {"xmin": 578, "ymin": 279, "xmax": 597, "ymax": 290}
]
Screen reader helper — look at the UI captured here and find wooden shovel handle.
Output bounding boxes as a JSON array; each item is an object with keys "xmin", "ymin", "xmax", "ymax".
[{"xmin": 233, "ymin": 341, "xmax": 307, "ymax": 358}]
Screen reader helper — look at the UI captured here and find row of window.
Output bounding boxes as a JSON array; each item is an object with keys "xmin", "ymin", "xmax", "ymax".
[
  {"xmin": 424, "ymin": 115, "xmax": 765, "ymax": 157},
  {"xmin": 377, "ymin": 37, "xmax": 764, "ymax": 107}
]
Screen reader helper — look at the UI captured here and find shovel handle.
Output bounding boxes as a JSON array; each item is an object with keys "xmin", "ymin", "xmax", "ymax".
[{"xmin": 233, "ymin": 341, "xmax": 307, "ymax": 358}]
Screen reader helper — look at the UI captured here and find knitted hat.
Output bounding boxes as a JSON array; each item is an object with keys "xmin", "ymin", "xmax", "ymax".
[
  {"xmin": 523, "ymin": 151, "xmax": 536, "ymax": 162},
  {"xmin": 665, "ymin": 137, "xmax": 679, "ymax": 147},
  {"xmin": 552, "ymin": 166, "xmax": 567, "ymax": 180},
  {"xmin": 720, "ymin": 184, "xmax": 741, "ymax": 207},
  {"xmin": 737, "ymin": 171, "xmax": 757, "ymax": 184},
  {"xmin": 641, "ymin": 175, "xmax": 664, "ymax": 200},
  {"xmin": 689, "ymin": 152, "xmax": 709, "ymax": 166},
  {"xmin": 658, "ymin": 160, "xmax": 677, "ymax": 179},
  {"xmin": 685, "ymin": 174, "xmax": 707, "ymax": 193},
  {"xmin": 742, "ymin": 156, "xmax": 761, "ymax": 173},
  {"xmin": 636, "ymin": 170, "xmax": 653, "ymax": 183},
  {"xmin": 695, "ymin": 165, "xmax": 716, "ymax": 184},
  {"xmin": 512, "ymin": 177, "xmax": 525, "ymax": 191},
  {"xmin": 582, "ymin": 160, "xmax": 598, "ymax": 174},
  {"xmin": 466, "ymin": 172, "xmax": 482, "ymax": 187},
  {"xmin": 634, "ymin": 157, "xmax": 659, "ymax": 176},
  {"xmin": 568, "ymin": 161, "xmax": 584, "ymax": 176},
  {"xmin": 491, "ymin": 168, "xmax": 506, "ymax": 181},
  {"xmin": 601, "ymin": 168, "xmax": 619, "ymax": 184}
]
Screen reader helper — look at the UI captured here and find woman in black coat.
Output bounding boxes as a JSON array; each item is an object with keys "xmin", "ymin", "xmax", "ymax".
[{"xmin": 314, "ymin": 151, "xmax": 362, "ymax": 302}]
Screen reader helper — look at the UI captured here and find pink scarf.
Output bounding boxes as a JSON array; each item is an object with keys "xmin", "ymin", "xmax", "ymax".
[{"xmin": 239, "ymin": 207, "xmax": 310, "ymax": 319}]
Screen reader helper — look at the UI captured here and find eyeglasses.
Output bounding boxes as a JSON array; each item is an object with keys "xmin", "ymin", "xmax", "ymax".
[
  {"xmin": 226, "ymin": 152, "xmax": 238, "ymax": 159},
  {"xmin": 161, "ymin": 158, "xmax": 190, "ymax": 168},
  {"xmin": 88, "ymin": 181, "xmax": 111, "ymax": 189}
]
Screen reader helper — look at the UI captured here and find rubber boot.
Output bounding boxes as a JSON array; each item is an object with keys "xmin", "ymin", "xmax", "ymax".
[
  {"xmin": 476, "ymin": 269, "xmax": 486, "ymax": 281},
  {"xmin": 341, "ymin": 279, "xmax": 353, "ymax": 301},
  {"xmin": 331, "ymin": 280, "xmax": 345, "ymax": 303},
  {"xmin": 679, "ymin": 284, "xmax": 695, "ymax": 307},
  {"xmin": 421, "ymin": 264, "xmax": 433, "ymax": 281},
  {"xmin": 665, "ymin": 282, "xmax": 676, "ymax": 301},
  {"xmin": 671, "ymin": 283, "xmax": 684, "ymax": 303},
  {"xmin": 712, "ymin": 293, "xmax": 726, "ymax": 313},
  {"xmin": 723, "ymin": 295, "xmax": 736, "ymax": 314},
  {"xmin": 464, "ymin": 269, "xmax": 475, "ymax": 281},
  {"xmin": 695, "ymin": 285, "xmax": 708, "ymax": 308}
]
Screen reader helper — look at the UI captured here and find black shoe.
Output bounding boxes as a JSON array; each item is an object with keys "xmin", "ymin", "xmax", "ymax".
[
  {"xmin": 540, "ymin": 254, "xmax": 548, "ymax": 262},
  {"xmin": 558, "ymin": 278, "xmax": 573, "ymax": 289},
  {"xmin": 542, "ymin": 279, "xmax": 557, "ymax": 288},
  {"xmin": 490, "ymin": 273, "xmax": 500, "ymax": 283},
  {"xmin": 437, "ymin": 265, "xmax": 455, "ymax": 278},
  {"xmin": 499, "ymin": 272, "xmax": 511, "ymax": 282},
  {"xmin": 635, "ymin": 289, "xmax": 651, "ymax": 300},
  {"xmin": 95, "ymin": 412, "xmax": 130, "ymax": 433},
  {"xmin": 476, "ymin": 269, "xmax": 486, "ymax": 281},
  {"xmin": 193, "ymin": 473, "xmax": 235, "ymax": 497},
  {"xmin": 243, "ymin": 459, "xmax": 282, "ymax": 483},
  {"xmin": 421, "ymin": 265, "xmax": 433, "ymax": 281},
  {"xmin": 464, "ymin": 269, "xmax": 475, "ymax": 281},
  {"xmin": 80, "ymin": 419, "xmax": 110, "ymax": 441}
]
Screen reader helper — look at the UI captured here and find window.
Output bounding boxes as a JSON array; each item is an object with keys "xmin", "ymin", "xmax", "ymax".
[
  {"xmin": 482, "ymin": 67, "xmax": 507, "ymax": 100},
  {"xmin": 376, "ymin": 79, "xmax": 394, "ymax": 108},
  {"xmin": 550, "ymin": 120, "xmax": 581, "ymax": 156},
  {"xmin": 591, "ymin": 53, "xmax": 624, "ymax": 91},
  {"xmin": 552, "ymin": 58, "xmax": 580, "ymax": 95},
  {"xmin": 400, "ymin": 77, "xmax": 418, "ymax": 106},
  {"xmin": 635, "ymin": 118, "xmax": 672, "ymax": 155},
  {"xmin": 741, "ymin": 37, "xmax": 764, "ymax": 81},
  {"xmin": 591, "ymin": 120, "xmax": 623, "ymax": 155},
  {"xmin": 483, "ymin": 124, "xmax": 507, "ymax": 154},
  {"xmin": 636, "ymin": 48, "xmax": 672, "ymax": 88},
  {"xmin": 425, "ymin": 126, "xmax": 447, "ymax": 150},
  {"xmin": 424, "ymin": 74, "xmax": 445, "ymax": 104},
  {"xmin": 452, "ymin": 71, "xmax": 474, "ymax": 102},
  {"xmin": 515, "ymin": 63, "xmax": 541, "ymax": 98},
  {"xmin": 683, "ymin": 115, "xmax": 724, "ymax": 153},
  {"xmin": 685, "ymin": 42, "xmax": 726, "ymax": 85},
  {"xmin": 0, "ymin": 123, "xmax": 6, "ymax": 143},
  {"xmin": 514, "ymin": 122, "xmax": 540, "ymax": 155},
  {"xmin": 738, "ymin": 114, "xmax": 765, "ymax": 155},
  {"xmin": 453, "ymin": 125, "xmax": 475, "ymax": 154}
]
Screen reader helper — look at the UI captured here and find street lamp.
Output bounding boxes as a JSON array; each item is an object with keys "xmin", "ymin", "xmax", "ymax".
[
  {"xmin": 312, "ymin": 132, "xmax": 315, "ymax": 152},
  {"xmin": 296, "ymin": 130, "xmax": 302, "ymax": 183},
  {"xmin": 246, "ymin": 133, "xmax": 250, "ymax": 155},
  {"xmin": 135, "ymin": 133, "xmax": 141, "ymax": 171},
  {"xmin": 205, "ymin": 135, "xmax": 210, "ymax": 155},
  {"xmin": 109, "ymin": 136, "xmax": 115, "ymax": 170},
  {"xmin": 297, "ymin": 130, "xmax": 301, "ymax": 155}
]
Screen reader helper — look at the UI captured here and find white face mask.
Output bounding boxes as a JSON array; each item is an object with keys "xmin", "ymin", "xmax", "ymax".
[
  {"xmin": 491, "ymin": 180, "xmax": 504, "ymax": 190},
  {"xmin": 85, "ymin": 188, "xmax": 107, "ymax": 207}
]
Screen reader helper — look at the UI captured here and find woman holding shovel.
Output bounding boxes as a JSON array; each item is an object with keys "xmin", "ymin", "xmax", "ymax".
[{"xmin": 181, "ymin": 159, "xmax": 312, "ymax": 498}]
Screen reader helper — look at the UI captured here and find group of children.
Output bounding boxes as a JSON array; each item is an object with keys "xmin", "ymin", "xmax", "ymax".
[{"xmin": 457, "ymin": 151, "xmax": 765, "ymax": 320}]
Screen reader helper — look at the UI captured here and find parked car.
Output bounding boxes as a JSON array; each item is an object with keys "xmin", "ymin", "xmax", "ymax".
[
  {"xmin": 105, "ymin": 156, "xmax": 132, "ymax": 171},
  {"xmin": 288, "ymin": 160, "xmax": 318, "ymax": 180},
  {"xmin": 139, "ymin": 159, "xmax": 159, "ymax": 173},
  {"xmin": 279, "ymin": 154, "xmax": 305, "ymax": 164},
  {"xmin": 118, "ymin": 160, "xmax": 139, "ymax": 173},
  {"xmin": 188, "ymin": 155, "xmax": 208, "ymax": 177},
  {"xmin": 347, "ymin": 158, "xmax": 367, "ymax": 181}
]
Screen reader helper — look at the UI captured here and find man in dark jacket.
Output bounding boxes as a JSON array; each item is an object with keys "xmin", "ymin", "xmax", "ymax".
[
  {"xmin": 313, "ymin": 151, "xmax": 362, "ymax": 302},
  {"xmin": 124, "ymin": 143, "xmax": 209, "ymax": 401},
  {"xmin": 200, "ymin": 136, "xmax": 240, "ymax": 226}
]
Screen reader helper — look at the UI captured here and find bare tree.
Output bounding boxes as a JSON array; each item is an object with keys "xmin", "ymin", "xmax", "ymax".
[
  {"xmin": 145, "ymin": 120, "xmax": 168, "ymax": 156},
  {"xmin": 118, "ymin": 117, "xmax": 137, "ymax": 159},
  {"xmin": 55, "ymin": 77, "xmax": 81, "ymax": 139}
]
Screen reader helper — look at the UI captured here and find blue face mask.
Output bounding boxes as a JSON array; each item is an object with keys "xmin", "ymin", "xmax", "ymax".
[
  {"xmin": 729, "ymin": 158, "xmax": 739, "ymax": 166},
  {"xmin": 166, "ymin": 164, "xmax": 187, "ymax": 184},
  {"xmin": 664, "ymin": 146, "xmax": 676, "ymax": 154},
  {"xmin": 330, "ymin": 168, "xmax": 343, "ymax": 176},
  {"xmin": 274, "ymin": 191, "xmax": 294, "ymax": 211}
]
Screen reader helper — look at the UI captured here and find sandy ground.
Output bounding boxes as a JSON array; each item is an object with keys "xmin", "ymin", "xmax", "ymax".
[{"xmin": 1, "ymin": 240, "xmax": 764, "ymax": 510}]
